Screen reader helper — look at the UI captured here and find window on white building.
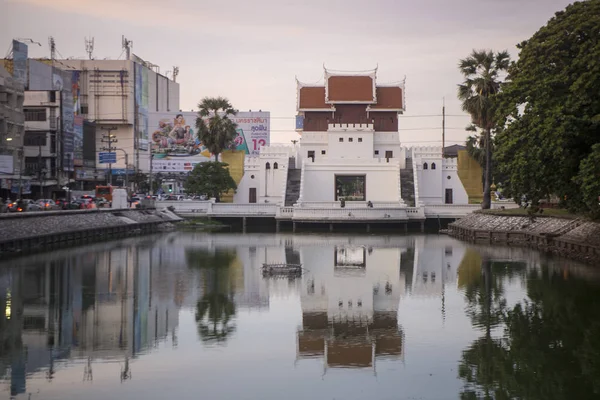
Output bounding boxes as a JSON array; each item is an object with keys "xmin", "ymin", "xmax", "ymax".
[
  {"xmin": 339, "ymin": 138, "xmax": 343, "ymax": 142},
  {"xmin": 349, "ymin": 138, "xmax": 353, "ymax": 142},
  {"xmin": 321, "ymin": 150, "xmax": 326, "ymax": 155},
  {"xmin": 265, "ymin": 162, "xmax": 271, "ymax": 169},
  {"xmin": 374, "ymin": 150, "xmax": 379, "ymax": 155},
  {"xmin": 358, "ymin": 138, "xmax": 362, "ymax": 142},
  {"xmin": 273, "ymin": 162, "xmax": 278, "ymax": 169},
  {"xmin": 423, "ymin": 163, "xmax": 428, "ymax": 170},
  {"xmin": 307, "ymin": 150, "xmax": 315, "ymax": 161},
  {"xmin": 431, "ymin": 162, "xmax": 436, "ymax": 170}
]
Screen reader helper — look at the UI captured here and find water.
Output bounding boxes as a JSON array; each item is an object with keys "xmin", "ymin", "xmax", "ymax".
[{"xmin": 1, "ymin": 233, "xmax": 600, "ymax": 400}]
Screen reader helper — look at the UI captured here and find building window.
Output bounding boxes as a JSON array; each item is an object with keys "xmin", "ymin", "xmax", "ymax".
[
  {"xmin": 24, "ymin": 108, "xmax": 46, "ymax": 121},
  {"xmin": 321, "ymin": 150, "xmax": 326, "ymax": 155},
  {"xmin": 423, "ymin": 162, "xmax": 428, "ymax": 170},
  {"xmin": 307, "ymin": 150, "xmax": 315, "ymax": 160},
  {"xmin": 273, "ymin": 162, "xmax": 278, "ymax": 169},
  {"xmin": 358, "ymin": 138, "xmax": 363, "ymax": 142},
  {"xmin": 374, "ymin": 150, "xmax": 379, "ymax": 155},
  {"xmin": 251, "ymin": 175, "xmax": 255, "ymax": 179},
  {"xmin": 385, "ymin": 150, "xmax": 393, "ymax": 159},
  {"xmin": 431, "ymin": 162, "xmax": 437, "ymax": 170},
  {"xmin": 339, "ymin": 138, "xmax": 343, "ymax": 142},
  {"xmin": 265, "ymin": 162, "xmax": 271, "ymax": 169},
  {"xmin": 24, "ymin": 131, "xmax": 46, "ymax": 146},
  {"xmin": 349, "ymin": 138, "xmax": 353, "ymax": 142},
  {"xmin": 447, "ymin": 175, "xmax": 451, "ymax": 180}
]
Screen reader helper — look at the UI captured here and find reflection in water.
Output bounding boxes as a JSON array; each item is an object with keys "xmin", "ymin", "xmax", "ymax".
[
  {"xmin": 458, "ymin": 252, "xmax": 600, "ymax": 399},
  {"xmin": 0, "ymin": 233, "xmax": 599, "ymax": 400}
]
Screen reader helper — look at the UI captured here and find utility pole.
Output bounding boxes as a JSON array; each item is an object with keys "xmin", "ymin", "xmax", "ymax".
[
  {"xmin": 149, "ymin": 153, "xmax": 153, "ymax": 195},
  {"xmin": 442, "ymin": 97, "xmax": 446, "ymax": 158},
  {"xmin": 113, "ymin": 148, "xmax": 129, "ymax": 192},
  {"xmin": 101, "ymin": 127, "xmax": 118, "ymax": 185}
]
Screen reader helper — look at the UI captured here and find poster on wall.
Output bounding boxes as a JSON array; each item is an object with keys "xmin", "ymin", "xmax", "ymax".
[
  {"xmin": 73, "ymin": 116, "xmax": 84, "ymax": 167},
  {"xmin": 12, "ymin": 40, "xmax": 28, "ymax": 87},
  {"xmin": 148, "ymin": 111, "xmax": 270, "ymax": 172},
  {"xmin": 61, "ymin": 70, "xmax": 75, "ymax": 172},
  {"xmin": 134, "ymin": 62, "xmax": 149, "ymax": 150},
  {"xmin": 0, "ymin": 155, "xmax": 14, "ymax": 174}
]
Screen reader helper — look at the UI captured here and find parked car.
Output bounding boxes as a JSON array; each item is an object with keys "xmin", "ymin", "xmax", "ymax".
[
  {"xmin": 54, "ymin": 198, "xmax": 69, "ymax": 209},
  {"xmin": 95, "ymin": 198, "xmax": 110, "ymax": 208},
  {"xmin": 165, "ymin": 194, "xmax": 184, "ymax": 201},
  {"xmin": 8, "ymin": 199, "xmax": 42, "ymax": 212},
  {"xmin": 79, "ymin": 197, "xmax": 97, "ymax": 209},
  {"xmin": 37, "ymin": 199, "xmax": 61, "ymax": 211}
]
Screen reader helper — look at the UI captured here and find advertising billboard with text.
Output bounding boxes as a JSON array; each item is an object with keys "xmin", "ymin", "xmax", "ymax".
[{"xmin": 148, "ymin": 111, "xmax": 269, "ymax": 172}]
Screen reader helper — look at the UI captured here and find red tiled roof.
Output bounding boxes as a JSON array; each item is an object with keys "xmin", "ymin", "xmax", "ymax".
[
  {"xmin": 371, "ymin": 87, "xmax": 403, "ymax": 109},
  {"xmin": 298, "ymin": 86, "xmax": 330, "ymax": 109},
  {"xmin": 327, "ymin": 76, "xmax": 374, "ymax": 102}
]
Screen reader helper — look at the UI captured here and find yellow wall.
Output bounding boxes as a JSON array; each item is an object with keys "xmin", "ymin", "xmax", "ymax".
[
  {"xmin": 457, "ymin": 150, "xmax": 483, "ymax": 204},
  {"xmin": 220, "ymin": 150, "xmax": 245, "ymax": 203}
]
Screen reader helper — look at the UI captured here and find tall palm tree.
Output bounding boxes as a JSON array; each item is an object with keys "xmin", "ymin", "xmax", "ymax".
[
  {"xmin": 458, "ymin": 50, "xmax": 510, "ymax": 209},
  {"xmin": 195, "ymin": 97, "xmax": 238, "ymax": 161}
]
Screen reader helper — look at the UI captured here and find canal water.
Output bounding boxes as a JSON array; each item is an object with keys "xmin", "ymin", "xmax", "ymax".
[{"xmin": 1, "ymin": 233, "xmax": 600, "ymax": 400}]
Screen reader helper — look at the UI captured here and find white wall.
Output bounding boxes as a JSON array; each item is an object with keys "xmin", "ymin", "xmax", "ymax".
[
  {"xmin": 417, "ymin": 157, "xmax": 443, "ymax": 204},
  {"xmin": 298, "ymin": 132, "xmax": 328, "ymax": 167},
  {"xmin": 257, "ymin": 147, "xmax": 291, "ymax": 204},
  {"xmin": 327, "ymin": 131, "xmax": 374, "ymax": 159},
  {"xmin": 442, "ymin": 158, "xmax": 469, "ymax": 205},
  {"xmin": 300, "ymin": 160, "xmax": 401, "ymax": 203},
  {"xmin": 234, "ymin": 158, "xmax": 260, "ymax": 203}
]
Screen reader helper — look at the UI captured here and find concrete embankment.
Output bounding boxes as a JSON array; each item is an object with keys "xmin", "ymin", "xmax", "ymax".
[
  {"xmin": 448, "ymin": 213, "xmax": 600, "ymax": 264},
  {"xmin": 0, "ymin": 208, "xmax": 183, "ymax": 256}
]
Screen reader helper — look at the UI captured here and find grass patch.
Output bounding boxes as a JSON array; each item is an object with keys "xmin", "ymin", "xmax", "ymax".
[
  {"xmin": 478, "ymin": 208, "xmax": 583, "ymax": 219},
  {"xmin": 178, "ymin": 217, "xmax": 228, "ymax": 231}
]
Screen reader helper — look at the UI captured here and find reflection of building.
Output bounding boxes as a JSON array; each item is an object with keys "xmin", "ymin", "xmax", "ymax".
[
  {"xmin": 410, "ymin": 236, "xmax": 464, "ymax": 297},
  {"xmin": 296, "ymin": 245, "xmax": 405, "ymax": 372},
  {"xmin": 0, "ymin": 240, "xmax": 184, "ymax": 395}
]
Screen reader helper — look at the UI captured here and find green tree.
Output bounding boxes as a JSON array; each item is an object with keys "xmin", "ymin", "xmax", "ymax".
[
  {"xmin": 187, "ymin": 249, "xmax": 238, "ymax": 344},
  {"xmin": 575, "ymin": 144, "xmax": 600, "ymax": 218},
  {"xmin": 184, "ymin": 161, "xmax": 237, "ymax": 202},
  {"xmin": 195, "ymin": 97, "xmax": 238, "ymax": 161},
  {"xmin": 458, "ymin": 50, "xmax": 510, "ymax": 209},
  {"xmin": 495, "ymin": 0, "xmax": 600, "ymax": 212}
]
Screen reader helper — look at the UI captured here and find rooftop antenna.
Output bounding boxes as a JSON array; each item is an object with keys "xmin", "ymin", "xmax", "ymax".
[
  {"xmin": 172, "ymin": 66, "xmax": 179, "ymax": 82},
  {"xmin": 122, "ymin": 36, "xmax": 133, "ymax": 60},
  {"xmin": 48, "ymin": 36, "xmax": 56, "ymax": 63},
  {"xmin": 85, "ymin": 37, "xmax": 94, "ymax": 60}
]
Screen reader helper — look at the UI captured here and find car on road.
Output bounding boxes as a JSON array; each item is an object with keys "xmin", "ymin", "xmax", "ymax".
[
  {"xmin": 37, "ymin": 199, "xmax": 61, "ymax": 211},
  {"xmin": 78, "ymin": 197, "xmax": 97, "ymax": 209},
  {"xmin": 7, "ymin": 199, "xmax": 42, "ymax": 212},
  {"xmin": 54, "ymin": 198, "xmax": 69, "ymax": 209}
]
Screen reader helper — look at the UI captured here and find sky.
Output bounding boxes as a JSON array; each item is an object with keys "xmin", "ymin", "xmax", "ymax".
[{"xmin": 1, "ymin": 0, "xmax": 575, "ymax": 146}]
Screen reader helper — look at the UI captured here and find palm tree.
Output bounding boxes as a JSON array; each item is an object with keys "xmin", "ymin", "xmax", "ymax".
[
  {"xmin": 458, "ymin": 50, "xmax": 510, "ymax": 209},
  {"xmin": 195, "ymin": 97, "xmax": 238, "ymax": 161}
]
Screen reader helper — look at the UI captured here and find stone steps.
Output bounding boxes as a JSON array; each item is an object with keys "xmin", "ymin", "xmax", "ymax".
[
  {"xmin": 401, "ymin": 160, "xmax": 415, "ymax": 207},
  {"xmin": 285, "ymin": 169, "xmax": 302, "ymax": 206}
]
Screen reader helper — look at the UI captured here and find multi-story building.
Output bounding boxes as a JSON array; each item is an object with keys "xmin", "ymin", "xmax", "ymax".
[
  {"xmin": 22, "ymin": 90, "xmax": 64, "ymax": 198},
  {"xmin": 0, "ymin": 65, "xmax": 25, "ymax": 198},
  {"xmin": 58, "ymin": 56, "xmax": 180, "ymax": 181}
]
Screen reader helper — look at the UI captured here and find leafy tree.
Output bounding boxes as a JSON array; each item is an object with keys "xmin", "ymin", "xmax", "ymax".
[
  {"xmin": 195, "ymin": 97, "xmax": 238, "ymax": 161},
  {"xmin": 495, "ymin": 0, "xmax": 600, "ymax": 212},
  {"xmin": 184, "ymin": 161, "xmax": 237, "ymax": 202},
  {"xmin": 574, "ymin": 143, "xmax": 600, "ymax": 219},
  {"xmin": 458, "ymin": 50, "xmax": 510, "ymax": 209}
]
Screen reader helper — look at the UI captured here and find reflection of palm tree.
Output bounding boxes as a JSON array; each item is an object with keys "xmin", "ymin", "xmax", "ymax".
[
  {"xmin": 187, "ymin": 248, "xmax": 237, "ymax": 344},
  {"xmin": 458, "ymin": 257, "xmax": 525, "ymax": 399}
]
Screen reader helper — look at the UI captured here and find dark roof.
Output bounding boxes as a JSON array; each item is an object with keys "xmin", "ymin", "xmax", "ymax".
[{"xmin": 444, "ymin": 144, "xmax": 467, "ymax": 158}]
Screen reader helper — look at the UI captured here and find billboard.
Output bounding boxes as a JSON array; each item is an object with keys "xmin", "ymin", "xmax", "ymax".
[
  {"xmin": 61, "ymin": 70, "xmax": 75, "ymax": 172},
  {"xmin": 0, "ymin": 155, "xmax": 14, "ymax": 174},
  {"xmin": 28, "ymin": 59, "xmax": 53, "ymax": 90},
  {"xmin": 148, "ymin": 111, "xmax": 270, "ymax": 172},
  {"xmin": 12, "ymin": 40, "xmax": 27, "ymax": 87},
  {"xmin": 135, "ymin": 63, "xmax": 149, "ymax": 150},
  {"xmin": 73, "ymin": 116, "xmax": 84, "ymax": 167},
  {"xmin": 82, "ymin": 120, "xmax": 97, "ymax": 168}
]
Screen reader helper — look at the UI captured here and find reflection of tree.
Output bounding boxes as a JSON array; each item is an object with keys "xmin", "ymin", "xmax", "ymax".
[
  {"xmin": 459, "ymin": 262, "xmax": 600, "ymax": 399},
  {"xmin": 187, "ymin": 249, "xmax": 237, "ymax": 344}
]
